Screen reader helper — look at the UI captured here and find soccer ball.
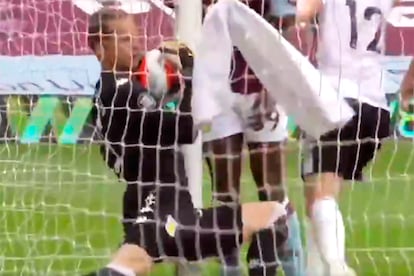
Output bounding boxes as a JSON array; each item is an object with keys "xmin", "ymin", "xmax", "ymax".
[{"xmin": 144, "ymin": 49, "xmax": 181, "ymax": 101}]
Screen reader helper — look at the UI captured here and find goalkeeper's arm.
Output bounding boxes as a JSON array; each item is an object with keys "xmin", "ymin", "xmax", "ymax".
[
  {"xmin": 101, "ymin": 75, "xmax": 195, "ymax": 147},
  {"xmin": 99, "ymin": 39, "xmax": 196, "ymax": 146}
]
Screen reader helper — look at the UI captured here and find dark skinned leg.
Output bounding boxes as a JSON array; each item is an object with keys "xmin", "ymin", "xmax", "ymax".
[
  {"xmin": 204, "ymin": 133, "xmax": 244, "ymax": 204},
  {"xmin": 248, "ymin": 142, "xmax": 286, "ymax": 203},
  {"xmin": 247, "ymin": 141, "xmax": 305, "ymax": 276},
  {"xmin": 204, "ymin": 133, "xmax": 244, "ymax": 276}
]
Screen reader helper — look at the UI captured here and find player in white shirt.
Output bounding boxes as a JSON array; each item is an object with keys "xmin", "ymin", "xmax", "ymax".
[
  {"xmin": 202, "ymin": 1, "xmax": 306, "ymax": 276},
  {"xmin": 296, "ymin": 0, "xmax": 394, "ymax": 275}
]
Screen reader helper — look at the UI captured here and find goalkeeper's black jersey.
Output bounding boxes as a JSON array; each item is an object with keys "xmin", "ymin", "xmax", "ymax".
[{"xmin": 94, "ymin": 71, "xmax": 195, "ymax": 218}]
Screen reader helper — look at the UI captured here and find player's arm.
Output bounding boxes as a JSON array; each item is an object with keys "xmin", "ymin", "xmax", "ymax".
[
  {"xmin": 109, "ymin": 41, "xmax": 195, "ymax": 146},
  {"xmin": 296, "ymin": 0, "xmax": 323, "ymax": 24},
  {"xmin": 111, "ymin": 78, "xmax": 195, "ymax": 146},
  {"xmin": 401, "ymin": 58, "xmax": 414, "ymax": 110},
  {"xmin": 141, "ymin": 83, "xmax": 195, "ymax": 146}
]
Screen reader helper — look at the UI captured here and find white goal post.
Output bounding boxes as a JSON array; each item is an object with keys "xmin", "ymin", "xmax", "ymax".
[
  {"xmin": 2, "ymin": 0, "xmax": 414, "ymax": 275},
  {"xmin": 175, "ymin": 0, "xmax": 203, "ymax": 212},
  {"xmin": 175, "ymin": 0, "xmax": 204, "ymax": 275}
]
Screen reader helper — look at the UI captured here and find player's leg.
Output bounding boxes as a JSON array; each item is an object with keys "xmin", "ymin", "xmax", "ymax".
[
  {"xmin": 302, "ymin": 100, "xmax": 390, "ymax": 275},
  {"xmin": 303, "ymin": 169, "xmax": 348, "ymax": 275},
  {"xmin": 203, "ymin": 111, "xmax": 244, "ymax": 276},
  {"xmin": 204, "ymin": 134, "xmax": 243, "ymax": 276},
  {"xmin": 303, "ymin": 118, "xmax": 356, "ymax": 275},
  {"xmin": 240, "ymin": 91, "xmax": 304, "ymax": 276},
  {"xmin": 190, "ymin": 200, "xmax": 290, "ymax": 276},
  {"xmin": 83, "ymin": 200, "xmax": 288, "ymax": 276},
  {"xmin": 241, "ymin": 201, "xmax": 287, "ymax": 242},
  {"xmin": 266, "ymin": 12, "xmax": 307, "ymax": 276},
  {"xmin": 203, "ymin": 106, "xmax": 244, "ymax": 204},
  {"xmin": 248, "ymin": 141, "xmax": 305, "ymax": 276},
  {"xmin": 248, "ymin": 142, "xmax": 285, "ymax": 202},
  {"xmin": 204, "ymin": 133, "xmax": 243, "ymax": 203},
  {"xmin": 241, "ymin": 201, "xmax": 291, "ymax": 276}
]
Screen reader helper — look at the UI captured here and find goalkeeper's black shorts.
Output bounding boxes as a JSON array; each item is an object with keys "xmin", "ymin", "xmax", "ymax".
[
  {"xmin": 123, "ymin": 189, "xmax": 243, "ymax": 262},
  {"xmin": 301, "ymin": 98, "xmax": 390, "ymax": 181}
]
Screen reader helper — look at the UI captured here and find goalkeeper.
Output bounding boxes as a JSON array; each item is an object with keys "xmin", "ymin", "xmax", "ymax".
[{"xmin": 85, "ymin": 7, "xmax": 288, "ymax": 276}]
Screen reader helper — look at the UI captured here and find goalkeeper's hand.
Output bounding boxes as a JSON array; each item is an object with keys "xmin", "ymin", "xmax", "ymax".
[
  {"xmin": 157, "ymin": 40, "xmax": 194, "ymax": 111},
  {"xmin": 159, "ymin": 40, "xmax": 194, "ymax": 80}
]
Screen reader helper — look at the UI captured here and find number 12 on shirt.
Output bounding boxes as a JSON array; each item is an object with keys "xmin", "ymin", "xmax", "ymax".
[{"xmin": 345, "ymin": 0, "xmax": 383, "ymax": 52}]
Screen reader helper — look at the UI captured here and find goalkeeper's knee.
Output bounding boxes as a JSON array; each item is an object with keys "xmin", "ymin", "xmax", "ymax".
[{"xmin": 246, "ymin": 216, "xmax": 288, "ymax": 276}]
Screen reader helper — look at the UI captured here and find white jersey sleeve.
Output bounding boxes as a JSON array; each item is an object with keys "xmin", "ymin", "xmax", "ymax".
[{"xmin": 317, "ymin": 0, "xmax": 394, "ymax": 109}]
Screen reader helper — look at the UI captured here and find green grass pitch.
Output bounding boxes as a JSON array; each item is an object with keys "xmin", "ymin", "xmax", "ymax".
[{"xmin": 1, "ymin": 141, "xmax": 414, "ymax": 275}]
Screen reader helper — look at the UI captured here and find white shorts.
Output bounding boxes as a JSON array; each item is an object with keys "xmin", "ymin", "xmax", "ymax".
[{"xmin": 202, "ymin": 93, "xmax": 288, "ymax": 143}]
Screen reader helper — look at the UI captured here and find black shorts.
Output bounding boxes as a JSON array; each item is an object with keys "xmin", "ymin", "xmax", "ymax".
[
  {"xmin": 302, "ymin": 99, "xmax": 390, "ymax": 181},
  {"xmin": 123, "ymin": 189, "xmax": 243, "ymax": 262}
]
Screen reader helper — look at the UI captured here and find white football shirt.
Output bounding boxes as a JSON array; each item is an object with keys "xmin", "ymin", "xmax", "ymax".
[{"xmin": 317, "ymin": 0, "xmax": 394, "ymax": 109}]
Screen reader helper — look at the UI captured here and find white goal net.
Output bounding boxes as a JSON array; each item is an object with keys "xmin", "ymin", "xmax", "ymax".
[
  {"xmin": 1, "ymin": 0, "xmax": 414, "ymax": 275},
  {"xmin": 0, "ymin": 0, "xmax": 197, "ymax": 275}
]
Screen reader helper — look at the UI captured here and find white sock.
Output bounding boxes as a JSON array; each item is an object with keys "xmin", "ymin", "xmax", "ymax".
[
  {"xmin": 311, "ymin": 197, "xmax": 345, "ymax": 264},
  {"xmin": 305, "ymin": 218, "xmax": 325, "ymax": 275},
  {"xmin": 107, "ymin": 263, "xmax": 135, "ymax": 276}
]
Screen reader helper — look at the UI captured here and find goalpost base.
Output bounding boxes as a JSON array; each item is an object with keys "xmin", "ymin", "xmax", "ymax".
[{"xmin": 175, "ymin": 0, "xmax": 203, "ymax": 274}]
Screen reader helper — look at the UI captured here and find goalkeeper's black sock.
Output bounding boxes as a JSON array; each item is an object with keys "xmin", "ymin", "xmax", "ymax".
[
  {"xmin": 83, "ymin": 266, "xmax": 134, "ymax": 276},
  {"xmin": 212, "ymin": 195, "xmax": 243, "ymax": 276},
  {"xmin": 218, "ymin": 201, "xmax": 242, "ymax": 276},
  {"xmin": 246, "ymin": 216, "xmax": 289, "ymax": 276}
]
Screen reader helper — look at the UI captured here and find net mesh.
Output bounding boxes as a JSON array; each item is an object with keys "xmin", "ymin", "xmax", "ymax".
[
  {"xmin": 287, "ymin": 2, "xmax": 414, "ymax": 275},
  {"xmin": 0, "ymin": 0, "xmax": 175, "ymax": 55},
  {"xmin": 1, "ymin": 0, "xmax": 414, "ymax": 275},
  {"xmin": 284, "ymin": 2, "xmax": 414, "ymax": 275},
  {"xmin": 0, "ymin": 0, "xmax": 177, "ymax": 274}
]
